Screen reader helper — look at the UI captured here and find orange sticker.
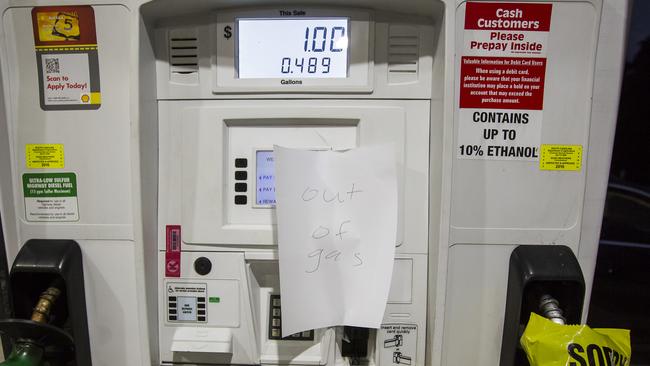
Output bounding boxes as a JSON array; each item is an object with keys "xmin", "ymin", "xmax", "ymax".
[
  {"xmin": 31, "ymin": 6, "xmax": 97, "ymax": 47},
  {"xmin": 35, "ymin": 11, "xmax": 81, "ymax": 42}
]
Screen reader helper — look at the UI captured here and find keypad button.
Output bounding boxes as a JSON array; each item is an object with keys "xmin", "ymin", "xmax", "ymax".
[
  {"xmin": 235, "ymin": 171, "xmax": 247, "ymax": 180},
  {"xmin": 235, "ymin": 158, "xmax": 248, "ymax": 168},
  {"xmin": 235, "ymin": 183, "xmax": 247, "ymax": 192},
  {"xmin": 235, "ymin": 195, "xmax": 247, "ymax": 205},
  {"xmin": 272, "ymin": 318, "xmax": 281, "ymax": 327}
]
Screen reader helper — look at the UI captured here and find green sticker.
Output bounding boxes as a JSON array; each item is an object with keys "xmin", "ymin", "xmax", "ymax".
[
  {"xmin": 23, "ymin": 173, "xmax": 77, "ymax": 197},
  {"xmin": 209, "ymin": 297, "xmax": 220, "ymax": 303},
  {"xmin": 22, "ymin": 172, "xmax": 78, "ymax": 222}
]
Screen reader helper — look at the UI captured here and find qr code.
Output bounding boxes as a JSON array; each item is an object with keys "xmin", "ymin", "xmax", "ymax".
[{"xmin": 45, "ymin": 58, "xmax": 60, "ymax": 74}]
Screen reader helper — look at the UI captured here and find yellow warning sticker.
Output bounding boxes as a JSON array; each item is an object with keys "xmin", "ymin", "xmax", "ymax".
[
  {"xmin": 26, "ymin": 144, "xmax": 64, "ymax": 169},
  {"xmin": 539, "ymin": 145, "xmax": 582, "ymax": 171}
]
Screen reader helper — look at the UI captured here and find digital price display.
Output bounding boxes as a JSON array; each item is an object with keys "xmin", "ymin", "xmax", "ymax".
[
  {"xmin": 256, "ymin": 150, "xmax": 276, "ymax": 206},
  {"xmin": 237, "ymin": 18, "xmax": 349, "ymax": 79}
]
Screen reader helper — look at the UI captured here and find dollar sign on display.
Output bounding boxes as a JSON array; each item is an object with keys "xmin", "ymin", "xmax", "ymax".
[{"xmin": 224, "ymin": 25, "xmax": 232, "ymax": 39}]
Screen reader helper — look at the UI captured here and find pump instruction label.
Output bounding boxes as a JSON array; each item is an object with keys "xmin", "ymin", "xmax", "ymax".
[
  {"xmin": 22, "ymin": 173, "xmax": 78, "ymax": 222},
  {"xmin": 379, "ymin": 324, "xmax": 417, "ymax": 365},
  {"xmin": 32, "ymin": 6, "xmax": 101, "ymax": 110},
  {"xmin": 457, "ymin": 2, "xmax": 552, "ymax": 161}
]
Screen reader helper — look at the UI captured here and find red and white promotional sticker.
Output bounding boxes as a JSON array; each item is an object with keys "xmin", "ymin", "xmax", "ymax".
[
  {"xmin": 165, "ymin": 225, "xmax": 181, "ymax": 277},
  {"xmin": 457, "ymin": 2, "xmax": 552, "ymax": 161}
]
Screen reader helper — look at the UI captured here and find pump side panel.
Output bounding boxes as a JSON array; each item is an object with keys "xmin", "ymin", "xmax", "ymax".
[
  {"xmin": 81, "ymin": 240, "xmax": 146, "ymax": 366},
  {"xmin": 0, "ymin": 5, "xmax": 148, "ymax": 366},
  {"xmin": 443, "ymin": 1, "xmax": 601, "ymax": 366},
  {"xmin": 2, "ymin": 6, "xmax": 133, "ymax": 242},
  {"xmin": 450, "ymin": 1, "xmax": 598, "ymax": 246}
]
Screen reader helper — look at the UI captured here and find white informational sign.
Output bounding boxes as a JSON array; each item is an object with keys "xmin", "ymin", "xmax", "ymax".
[
  {"xmin": 23, "ymin": 173, "xmax": 79, "ymax": 222},
  {"xmin": 165, "ymin": 282, "xmax": 208, "ymax": 323},
  {"xmin": 24, "ymin": 197, "xmax": 78, "ymax": 222},
  {"xmin": 41, "ymin": 53, "xmax": 92, "ymax": 106},
  {"xmin": 379, "ymin": 324, "xmax": 418, "ymax": 366},
  {"xmin": 457, "ymin": 109, "xmax": 543, "ymax": 160},
  {"xmin": 457, "ymin": 2, "xmax": 552, "ymax": 161},
  {"xmin": 274, "ymin": 145, "xmax": 398, "ymax": 337}
]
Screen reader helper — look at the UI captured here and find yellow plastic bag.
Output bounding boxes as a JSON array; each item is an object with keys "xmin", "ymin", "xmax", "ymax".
[{"xmin": 520, "ymin": 313, "xmax": 631, "ymax": 366}]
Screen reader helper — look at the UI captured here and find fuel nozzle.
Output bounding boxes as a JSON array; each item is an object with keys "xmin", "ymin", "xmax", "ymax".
[
  {"xmin": 0, "ymin": 284, "xmax": 65, "ymax": 366},
  {"xmin": 30, "ymin": 287, "xmax": 62, "ymax": 324},
  {"xmin": 538, "ymin": 294, "xmax": 566, "ymax": 325}
]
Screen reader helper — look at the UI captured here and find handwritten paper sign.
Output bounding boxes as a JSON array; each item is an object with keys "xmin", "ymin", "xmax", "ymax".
[{"xmin": 274, "ymin": 145, "xmax": 398, "ymax": 337}]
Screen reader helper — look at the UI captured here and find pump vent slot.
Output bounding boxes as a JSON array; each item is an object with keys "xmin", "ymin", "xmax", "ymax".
[
  {"xmin": 388, "ymin": 25, "xmax": 419, "ymax": 84},
  {"xmin": 169, "ymin": 29, "xmax": 199, "ymax": 77}
]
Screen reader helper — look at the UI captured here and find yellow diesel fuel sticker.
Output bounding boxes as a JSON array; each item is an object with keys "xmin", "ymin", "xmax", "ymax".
[
  {"xmin": 26, "ymin": 144, "xmax": 64, "ymax": 169},
  {"xmin": 539, "ymin": 144, "xmax": 582, "ymax": 171}
]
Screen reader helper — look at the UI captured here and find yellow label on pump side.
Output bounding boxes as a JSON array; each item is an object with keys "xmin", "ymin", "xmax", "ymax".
[
  {"xmin": 26, "ymin": 144, "xmax": 64, "ymax": 169},
  {"xmin": 521, "ymin": 313, "xmax": 631, "ymax": 366},
  {"xmin": 539, "ymin": 144, "xmax": 582, "ymax": 171}
]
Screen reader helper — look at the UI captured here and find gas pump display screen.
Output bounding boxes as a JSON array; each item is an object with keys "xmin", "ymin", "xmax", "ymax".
[
  {"xmin": 256, "ymin": 150, "xmax": 276, "ymax": 206},
  {"xmin": 237, "ymin": 18, "xmax": 349, "ymax": 79}
]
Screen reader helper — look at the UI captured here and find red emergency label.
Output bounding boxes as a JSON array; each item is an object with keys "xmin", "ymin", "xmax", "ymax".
[{"xmin": 165, "ymin": 225, "xmax": 181, "ymax": 277}]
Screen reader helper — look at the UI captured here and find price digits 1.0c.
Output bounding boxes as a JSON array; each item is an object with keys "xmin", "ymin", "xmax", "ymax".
[{"xmin": 303, "ymin": 26, "xmax": 346, "ymax": 52}]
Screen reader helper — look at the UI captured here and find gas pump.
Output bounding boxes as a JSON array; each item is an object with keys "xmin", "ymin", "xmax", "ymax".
[
  {"xmin": 152, "ymin": 5, "xmax": 433, "ymax": 364},
  {"xmin": 0, "ymin": 1, "xmax": 629, "ymax": 366}
]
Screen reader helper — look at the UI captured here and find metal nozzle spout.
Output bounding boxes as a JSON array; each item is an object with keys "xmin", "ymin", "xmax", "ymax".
[
  {"xmin": 539, "ymin": 294, "xmax": 566, "ymax": 325},
  {"xmin": 30, "ymin": 287, "xmax": 61, "ymax": 324}
]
